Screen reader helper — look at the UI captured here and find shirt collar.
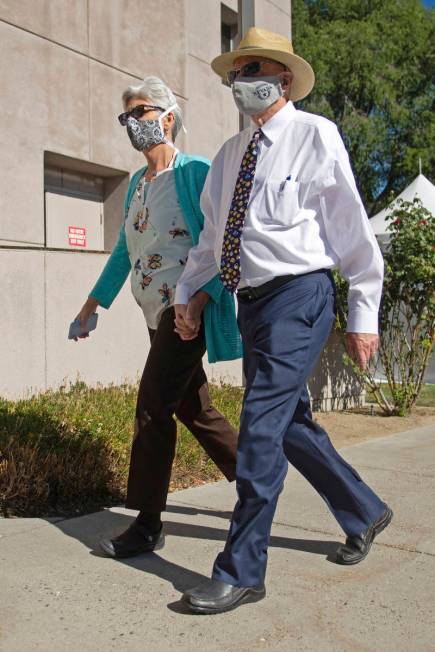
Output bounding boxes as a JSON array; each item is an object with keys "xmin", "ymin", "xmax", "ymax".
[{"xmin": 250, "ymin": 101, "xmax": 296, "ymax": 143}]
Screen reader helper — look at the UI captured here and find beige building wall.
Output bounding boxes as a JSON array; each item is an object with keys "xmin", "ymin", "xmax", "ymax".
[
  {"xmin": 184, "ymin": 0, "xmax": 293, "ymax": 158},
  {"xmin": 0, "ymin": 0, "xmax": 292, "ymax": 399}
]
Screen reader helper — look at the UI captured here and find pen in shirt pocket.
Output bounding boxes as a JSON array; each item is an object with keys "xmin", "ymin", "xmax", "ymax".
[{"xmin": 279, "ymin": 175, "xmax": 292, "ymax": 192}]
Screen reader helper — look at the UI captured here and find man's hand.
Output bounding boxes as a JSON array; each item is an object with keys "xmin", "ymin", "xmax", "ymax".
[
  {"xmin": 345, "ymin": 333, "xmax": 379, "ymax": 371},
  {"xmin": 174, "ymin": 291, "xmax": 209, "ymax": 341},
  {"xmin": 174, "ymin": 304, "xmax": 192, "ymax": 339}
]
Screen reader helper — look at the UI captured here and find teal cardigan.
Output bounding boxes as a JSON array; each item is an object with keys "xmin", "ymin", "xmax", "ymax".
[{"xmin": 90, "ymin": 153, "xmax": 242, "ymax": 363}]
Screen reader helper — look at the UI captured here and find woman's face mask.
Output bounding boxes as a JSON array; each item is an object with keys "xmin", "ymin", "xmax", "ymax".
[
  {"xmin": 232, "ymin": 76, "xmax": 284, "ymax": 116},
  {"xmin": 126, "ymin": 104, "xmax": 176, "ymax": 151}
]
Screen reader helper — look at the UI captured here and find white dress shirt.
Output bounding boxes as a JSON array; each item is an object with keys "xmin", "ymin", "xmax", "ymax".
[{"xmin": 175, "ymin": 101, "xmax": 384, "ymax": 333}]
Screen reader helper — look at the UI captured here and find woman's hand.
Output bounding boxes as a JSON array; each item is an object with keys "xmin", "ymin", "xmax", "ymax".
[
  {"xmin": 174, "ymin": 291, "xmax": 209, "ymax": 341},
  {"xmin": 73, "ymin": 296, "xmax": 100, "ymax": 341}
]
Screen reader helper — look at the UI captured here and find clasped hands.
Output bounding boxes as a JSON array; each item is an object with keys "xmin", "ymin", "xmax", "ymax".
[{"xmin": 174, "ymin": 290, "xmax": 210, "ymax": 341}]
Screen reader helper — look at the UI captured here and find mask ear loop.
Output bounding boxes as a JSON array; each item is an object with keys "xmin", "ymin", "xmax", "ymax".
[
  {"xmin": 159, "ymin": 104, "xmax": 187, "ymax": 143},
  {"xmin": 158, "ymin": 105, "xmax": 175, "ymax": 148}
]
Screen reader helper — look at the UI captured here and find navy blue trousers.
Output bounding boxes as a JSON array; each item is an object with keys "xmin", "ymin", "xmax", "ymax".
[{"xmin": 212, "ymin": 271, "xmax": 385, "ymax": 587}]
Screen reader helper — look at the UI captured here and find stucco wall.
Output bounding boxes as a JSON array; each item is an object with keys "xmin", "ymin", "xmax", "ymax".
[{"xmin": 1, "ymin": 1, "xmax": 293, "ymax": 398}]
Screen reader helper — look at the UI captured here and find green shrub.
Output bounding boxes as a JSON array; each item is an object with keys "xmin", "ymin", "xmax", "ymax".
[
  {"xmin": 0, "ymin": 382, "xmax": 244, "ymax": 517},
  {"xmin": 334, "ymin": 197, "xmax": 434, "ymax": 416}
]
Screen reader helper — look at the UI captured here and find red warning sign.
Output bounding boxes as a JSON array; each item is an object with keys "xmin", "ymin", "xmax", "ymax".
[{"xmin": 68, "ymin": 226, "xmax": 87, "ymax": 247}]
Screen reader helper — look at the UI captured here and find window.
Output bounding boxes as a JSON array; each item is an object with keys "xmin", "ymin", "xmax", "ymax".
[
  {"xmin": 221, "ymin": 4, "xmax": 238, "ymax": 54},
  {"xmin": 44, "ymin": 152, "xmax": 129, "ymax": 252}
]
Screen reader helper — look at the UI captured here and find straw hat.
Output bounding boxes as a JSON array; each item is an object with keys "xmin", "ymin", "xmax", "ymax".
[{"xmin": 211, "ymin": 27, "xmax": 315, "ymax": 102}]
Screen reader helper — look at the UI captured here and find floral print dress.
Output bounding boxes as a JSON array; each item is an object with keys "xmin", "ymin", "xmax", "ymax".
[{"xmin": 124, "ymin": 164, "xmax": 193, "ymax": 329}]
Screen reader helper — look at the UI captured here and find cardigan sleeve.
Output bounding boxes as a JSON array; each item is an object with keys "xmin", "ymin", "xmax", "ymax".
[
  {"xmin": 89, "ymin": 225, "xmax": 131, "ymax": 309},
  {"xmin": 201, "ymin": 274, "xmax": 224, "ymax": 304}
]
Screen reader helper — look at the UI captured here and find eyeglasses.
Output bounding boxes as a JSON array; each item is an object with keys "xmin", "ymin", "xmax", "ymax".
[
  {"xmin": 118, "ymin": 104, "xmax": 165, "ymax": 125},
  {"xmin": 226, "ymin": 60, "xmax": 286, "ymax": 85}
]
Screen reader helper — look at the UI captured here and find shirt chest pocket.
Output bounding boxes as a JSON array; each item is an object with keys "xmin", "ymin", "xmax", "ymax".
[{"xmin": 260, "ymin": 179, "xmax": 302, "ymax": 226}]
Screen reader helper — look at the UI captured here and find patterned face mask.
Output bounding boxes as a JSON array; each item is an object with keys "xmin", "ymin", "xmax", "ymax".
[
  {"xmin": 126, "ymin": 104, "xmax": 177, "ymax": 151},
  {"xmin": 232, "ymin": 76, "xmax": 283, "ymax": 116}
]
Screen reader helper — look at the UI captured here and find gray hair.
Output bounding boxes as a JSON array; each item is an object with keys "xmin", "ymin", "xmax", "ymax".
[{"xmin": 122, "ymin": 76, "xmax": 183, "ymax": 142}]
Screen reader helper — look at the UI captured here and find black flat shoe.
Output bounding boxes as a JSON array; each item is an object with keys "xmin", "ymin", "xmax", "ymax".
[
  {"xmin": 182, "ymin": 578, "xmax": 265, "ymax": 614},
  {"xmin": 336, "ymin": 506, "xmax": 393, "ymax": 565},
  {"xmin": 99, "ymin": 521, "xmax": 164, "ymax": 558}
]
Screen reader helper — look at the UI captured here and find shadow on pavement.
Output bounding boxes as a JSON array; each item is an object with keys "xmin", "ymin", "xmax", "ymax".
[
  {"xmin": 166, "ymin": 503, "xmax": 234, "ymax": 520},
  {"xmin": 55, "ymin": 508, "xmax": 339, "ymax": 556},
  {"xmin": 106, "ymin": 551, "xmax": 208, "ymax": 595},
  {"xmin": 40, "ymin": 506, "xmax": 341, "ymax": 612}
]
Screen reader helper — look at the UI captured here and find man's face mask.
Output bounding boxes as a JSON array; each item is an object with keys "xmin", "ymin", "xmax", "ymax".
[
  {"xmin": 126, "ymin": 104, "xmax": 177, "ymax": 151},
  {"xmin": 232, "ymin": 76, "xmax": 284, "ymax": 116}
]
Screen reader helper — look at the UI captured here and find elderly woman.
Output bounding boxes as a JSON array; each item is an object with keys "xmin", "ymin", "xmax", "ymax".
[{"xmin": 75, "ymin": 76, "xmax": 242, "ymax": 558}]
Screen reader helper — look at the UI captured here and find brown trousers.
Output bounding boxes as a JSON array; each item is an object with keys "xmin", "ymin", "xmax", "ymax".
[{"xmin": 126, "ymin": 306, "xmax": 238, "ymax": 512}]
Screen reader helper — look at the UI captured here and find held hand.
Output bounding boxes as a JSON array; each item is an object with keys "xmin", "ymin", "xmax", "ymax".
[
  {"xmin": 174, "ymin": 304, "xmax": 191, "ymax": 339},
  {"xmin": 174, "ymin": 291, "xmax": 209, "ymax": 341},
  {"xmin": 345, "ymin": 332, "xmax": 379, "ymax": 371},
  {"xmin": 185, "ymin": 291, "xmax": 209, "ymax": 337},
  {"xmin": 174, "ymin": 302, "xmax": 199, "ymax": 340},
  {"xmin": 74, "ymin": 297, "xmax": 100, "ymax": 341}
]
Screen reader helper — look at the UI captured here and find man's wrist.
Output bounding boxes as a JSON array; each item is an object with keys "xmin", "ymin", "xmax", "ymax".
[
  {"xmin": 346, "ymin": 309, "xmax": 379, "ymax": 335},
  {"xmin": 174, "ymin": 284, "xmax": 191, "ymax": 305}
]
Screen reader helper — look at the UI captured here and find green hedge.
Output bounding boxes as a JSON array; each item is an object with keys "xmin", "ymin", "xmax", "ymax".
[{"xmin": 0, "ymin": 382, "xmax": 243, "ymax": 517}]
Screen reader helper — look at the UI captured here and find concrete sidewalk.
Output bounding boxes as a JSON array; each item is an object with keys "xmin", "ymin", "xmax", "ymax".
[{"xmin": 1, "ymin": 425, "xmax": 434, "ymax": 652}]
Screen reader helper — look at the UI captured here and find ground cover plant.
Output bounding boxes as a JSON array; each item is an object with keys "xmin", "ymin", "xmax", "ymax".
[{"xmin": 0, "ymin": 382, "xmax": 244, "ymax": 518}]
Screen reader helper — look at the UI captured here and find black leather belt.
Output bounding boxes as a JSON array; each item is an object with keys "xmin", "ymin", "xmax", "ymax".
[{"xmin": 237, "ymin": 270, "xmax": 328, "ymax": 302}]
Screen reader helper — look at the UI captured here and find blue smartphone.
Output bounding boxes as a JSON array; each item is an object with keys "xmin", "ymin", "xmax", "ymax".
[{"xmin": 68, "ymin": 313, "xmax": 98, "ymax": 339}]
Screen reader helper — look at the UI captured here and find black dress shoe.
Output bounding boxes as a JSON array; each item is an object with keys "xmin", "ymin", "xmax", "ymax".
[
  {"xmin": 99, "ymin": 521, "xmax": 164, "ymax": 558},
  {"xmin": 336, "ymin": 506, "xmax": 393, "ymax": 565},
  {"xmin": 182, "ymin": 578, "xmax": 265, "ymax": 614}
]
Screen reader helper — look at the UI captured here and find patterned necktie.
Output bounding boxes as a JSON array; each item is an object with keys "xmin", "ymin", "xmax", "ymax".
[{"xmin": 220, "ymin": 128, "xmax": 262, "ymax": 293}]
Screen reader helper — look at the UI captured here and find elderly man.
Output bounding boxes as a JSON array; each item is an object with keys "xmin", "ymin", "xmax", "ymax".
[{"xmin": 174, "ymin": 27, "xmax": 392, "ymax": 614}]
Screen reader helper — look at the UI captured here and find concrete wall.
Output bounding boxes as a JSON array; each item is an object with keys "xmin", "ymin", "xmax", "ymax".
[
  {"xmin": 308, "ymin": 334, "xmax": 365, "ymax": 411},
  {"xmin": 185, "ymin": 0, "xmax": 239, "ymax": 159},
  {"xmin": 1, "ymin": 0, "xmax": 288, "ymax": 398},
  {"xmin": 0, "ymin": 249, "xmax": 142, "ymax": 398},
  {"xmin": 0, "ymin": 1, "xmax": 182, "ymax": 399}
]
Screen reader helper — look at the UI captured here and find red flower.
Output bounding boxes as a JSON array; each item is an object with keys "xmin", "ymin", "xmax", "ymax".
[
  {"xmin": 393, "ymin": 219, "xmax": 401, "ymax": 226},
  {"xmin": 419, "ymin": 220, "xmax": 427, "ymax": 226}
]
